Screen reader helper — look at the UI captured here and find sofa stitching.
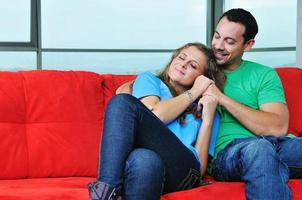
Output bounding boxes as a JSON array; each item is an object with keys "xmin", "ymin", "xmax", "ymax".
[{"xmin": 20, "ymin": 71, "xmax": 30, "ymax": 179}]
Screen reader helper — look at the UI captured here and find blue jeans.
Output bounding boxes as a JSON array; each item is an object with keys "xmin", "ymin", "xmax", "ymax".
[
  {"xmin": 212, "ymin": 136, "xmax": 302, "ymax": 200},
  {"xmin": 98, "ymin": 94, "xmax": 201, "ymax": 200}
]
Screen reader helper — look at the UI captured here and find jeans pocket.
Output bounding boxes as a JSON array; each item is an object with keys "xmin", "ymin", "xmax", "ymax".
[{"xmin": 176, "ymin": 168, "xmax": 202, "ymax": 191}]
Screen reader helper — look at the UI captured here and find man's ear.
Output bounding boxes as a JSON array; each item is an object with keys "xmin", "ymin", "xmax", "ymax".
[{"xmin": 243, "ymin": 39, "xmax": 255, "ymax": 52}]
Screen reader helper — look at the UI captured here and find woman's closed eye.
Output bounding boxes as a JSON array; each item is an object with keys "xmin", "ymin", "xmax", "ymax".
[
  {"xmin": 178, "ymin": 54, "xmax": 186, "ymax": 60},
  {"xmin": 190, "ymin": 62, "xmax": 199, "ymax": 69}
]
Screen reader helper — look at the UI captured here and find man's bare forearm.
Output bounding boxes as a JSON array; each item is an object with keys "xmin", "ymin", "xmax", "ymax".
[{"xmin": 220, "ymin": 94, "xmax": 289, "ymax": 136}]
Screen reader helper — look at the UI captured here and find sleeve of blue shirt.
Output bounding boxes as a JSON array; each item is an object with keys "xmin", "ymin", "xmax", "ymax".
[
  {"xmin": 132, "ymin": 72, "xmax": 161, "ymax": 99},
  {"xmin": 208, "ymin": 112, "xmax": 220, "ymax": 157}
]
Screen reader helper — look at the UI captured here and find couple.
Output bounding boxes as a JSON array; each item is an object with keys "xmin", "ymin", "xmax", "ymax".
[{"xmin": 89, "ymin": 8, "xmax": 302, "ymax": 200}]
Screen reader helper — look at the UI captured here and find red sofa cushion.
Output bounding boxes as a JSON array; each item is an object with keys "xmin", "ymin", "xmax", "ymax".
[
  {"xmin": 0, "ymin": 72, "xmax": 28, "ymax": 179},
  {"xmin": 0, "ymin": 70, "xmax": 104, "ymax": 179},
  {"xmin": 0, "ymin": 177, "xmax": 93, "ymax": 200},
  {"xmin": 161, "ymin": 179, "xmax": 302, "ymax": 200},
  {"xmin": 276, "ymin": 67, "xmax": 302, "ymax": 136},
  {"xmin": 0, "ymin": 178, "xmax": 301, "ymax": 200}
]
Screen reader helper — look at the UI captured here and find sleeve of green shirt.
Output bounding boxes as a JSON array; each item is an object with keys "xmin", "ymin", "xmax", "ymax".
[{"xmin": 258, "ymin": 69, "xmax": 286, "ymax": 105}]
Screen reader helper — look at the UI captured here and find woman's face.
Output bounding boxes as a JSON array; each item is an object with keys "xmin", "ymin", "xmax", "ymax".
[{"xmin": 168, "ymin": 46, "xmax": 207, "ymax": 88}]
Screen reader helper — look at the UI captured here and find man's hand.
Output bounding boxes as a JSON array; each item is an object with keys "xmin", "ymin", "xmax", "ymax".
[{"xmin": 203, "ymin": 84, "xmax": 223, "ymax": 105}]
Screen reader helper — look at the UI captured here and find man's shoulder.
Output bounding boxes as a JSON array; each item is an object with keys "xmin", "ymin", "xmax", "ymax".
[
  {"xmin": 242, "ymin": 60, "xmax": 277, "ymax": 80},
  {"xmin": 243, "ymin": 60, "xmax": 274, "ymax": 72}
]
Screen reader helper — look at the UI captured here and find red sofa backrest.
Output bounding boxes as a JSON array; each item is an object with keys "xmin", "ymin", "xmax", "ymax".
[
  {"xmin": 276, "ymin": 67, "xmax": 302, "ymax": 136},
  {"xmin": 0, "ymin": 70, "xmax": 104, "ymax": 179},
  {"xmin": 0, "ymin": 68, "xmax": 300, "ymax": 180}
]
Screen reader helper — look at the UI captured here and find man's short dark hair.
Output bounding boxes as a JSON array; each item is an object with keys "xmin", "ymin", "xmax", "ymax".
[{"xmin": 220, "ymin": 8, "xmax": 258, "ymax": 43}]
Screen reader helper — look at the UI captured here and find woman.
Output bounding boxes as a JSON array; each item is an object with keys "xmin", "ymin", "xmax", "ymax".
[{"xmin": 88, "ymin": 42, "xmax": 225, "ymax": 200}]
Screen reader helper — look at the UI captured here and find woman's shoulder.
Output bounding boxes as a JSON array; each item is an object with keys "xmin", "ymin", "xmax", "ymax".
[
  {"xmin": 133, "ymin": 71, "xmax": 163, "ymax": 98},
  {"xmin": 136, "ymin": 71, "xmax": 161, "ymax": 84},
  {"xmin": 137, "ymin": 71, "xmax": 158, "ymax": 79}
]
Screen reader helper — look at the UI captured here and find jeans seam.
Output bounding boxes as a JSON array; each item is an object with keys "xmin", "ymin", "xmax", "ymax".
[
  {"xmin": 288, "ymin": 165, "xmax": 302, "ymax": 169},
  {"xmin": 176, "ymin": 168, "xmax": 201, "ymax": 191},
  {"xmin": 160, "ymin": 167, "xmax": 166, "ymax": 195}
]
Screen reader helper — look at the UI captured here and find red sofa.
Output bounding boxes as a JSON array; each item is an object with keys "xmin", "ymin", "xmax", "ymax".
[{"xmin": 0, "ymin": 67, "xmax": 301, "ymax": 200}]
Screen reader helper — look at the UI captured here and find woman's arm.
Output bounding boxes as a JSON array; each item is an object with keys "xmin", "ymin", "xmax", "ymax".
[
  {"xmin": 140, "ymin": 92, "xmax": 195, "ymax": 124},
  {"xmin": 116, "ymin": 80, "xmax": 134, "ymax": 94},
  {"xmin": 194, "ymin": 95, "xmax": 218, "ymax": 176},
  {"xmin": 140, "ymin": 75, "xmax": 213, "ymax": 124}
]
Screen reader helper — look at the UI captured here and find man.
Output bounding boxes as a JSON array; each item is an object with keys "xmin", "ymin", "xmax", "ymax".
[
  {"xmin": 204, "ymin": 8, "xmax": 302, "ymax": 200},
  {"xmin": 118, "ymin": 8, "xmax": 302, "ymax": 200}
]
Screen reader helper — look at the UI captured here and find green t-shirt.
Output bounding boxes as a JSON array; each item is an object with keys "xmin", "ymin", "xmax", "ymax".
[{"xmin": 215, "ymin": 60, "xmax": 286, "ymax": 156}]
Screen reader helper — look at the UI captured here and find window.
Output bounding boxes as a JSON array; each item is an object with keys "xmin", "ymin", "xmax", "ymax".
[
  {"xmin": 42, "ymin": 0, "xmax": 207, "ymax": 49},
  {"xmin": 224, "ymin": 0, "xmax": 297, "ymax": 66},
  {"xmin": 0, "ymin": 52, "xmax": 36, "ymax": 71},
  {"xmin": 243, "ymin": 51, "xmax": 296, "ymax": 67},
  {"xmin": 40, "ymin": 0, "xmax": 207, "ymax": 73},
  {"xmin": 297, "ymin": 0, "xmax": 302, "ymax": 66},
  {"xmin": 42, "ymin": 52, "xmax": 172, "ymax": 74},
  {"xmin": 0, "ymin": 0, "xmax": 31, "ymax": 42},
  {"xmin": 0, "ymin": 0, "xmax": 300, "ymax": 71}
]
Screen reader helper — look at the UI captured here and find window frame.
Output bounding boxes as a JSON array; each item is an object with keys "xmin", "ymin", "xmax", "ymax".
[
  {"xmin": 296, "ymin": 0, "xmax": 302, "ymax": 66},
  {"xmin": 0, "ymin": 0, "xmax": 38, "ymax": 51},
  {"xmin": 0, "ymin": 0, "xmax": 300, "ymax": 70}
]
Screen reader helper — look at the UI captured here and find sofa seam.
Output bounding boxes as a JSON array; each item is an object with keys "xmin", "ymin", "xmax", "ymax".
[{"xmin": 20, "ymin": 72, "xmax": 30, "ymax": 179}]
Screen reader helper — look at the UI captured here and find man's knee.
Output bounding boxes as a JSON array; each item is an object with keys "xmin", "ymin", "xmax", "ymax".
[{"xmin": 240, "ymin": 138, "xmax": 276, "ymax": 163}]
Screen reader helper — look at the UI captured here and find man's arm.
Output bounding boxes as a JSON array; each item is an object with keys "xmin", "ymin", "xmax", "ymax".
[
  {"xmin": 205, "ymin": 85, "xmax": 289, "ymax": 136},
  {"xmin": 116, "ymin": 80, "xmax": 134, "ymax": 94}
]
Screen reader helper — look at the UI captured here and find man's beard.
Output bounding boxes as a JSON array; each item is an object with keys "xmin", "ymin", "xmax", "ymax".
[{"xmin": 217, "ymin": 62, "xmax": 229, "ymax": 70}]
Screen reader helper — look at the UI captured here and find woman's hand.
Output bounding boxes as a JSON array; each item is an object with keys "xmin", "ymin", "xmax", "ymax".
[
  {"xmin": 190, "ymin": 75, "xmax": 214, "ymax": 99},
  {"xmin": 197, "ymin": 94, "xmax": 218, "ymax": 122}
]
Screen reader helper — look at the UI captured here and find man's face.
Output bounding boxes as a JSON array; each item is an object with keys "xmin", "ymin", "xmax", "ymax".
[{"xmin": 211, "ymin": 16, "xmax": 248, "ymax": 70}]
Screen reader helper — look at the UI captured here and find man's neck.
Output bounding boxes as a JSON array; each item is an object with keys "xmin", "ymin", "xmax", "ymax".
[{"xmin": 224, "ymin": 59, "xmax": 243, "ymax": 72}]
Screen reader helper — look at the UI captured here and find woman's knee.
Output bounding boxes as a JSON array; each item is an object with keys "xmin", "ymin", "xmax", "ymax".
[
  {"xmin": 105, "ymin": 94, "xmax": 139, "ymax": 115},
  {"xmin": 124, "ymin": 148, "xmax": 164, "ymax": 199},
  {"xmin": 125, "ymin": 148, "xmax": 165, "ymax": 178},
  {"xmin": 107, "ymin": 93, "xmax": 136, "ymax": 107}
]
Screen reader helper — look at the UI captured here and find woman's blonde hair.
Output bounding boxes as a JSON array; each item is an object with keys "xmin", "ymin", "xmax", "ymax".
[{"xmin": 158, "ymin": 42, "xmax": 225, "ymax": 124}]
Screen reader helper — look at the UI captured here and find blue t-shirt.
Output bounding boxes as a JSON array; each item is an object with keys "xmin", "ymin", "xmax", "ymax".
[{"xmin": 132, "ymin": 71, "xmax": 220, "ymax": 164}]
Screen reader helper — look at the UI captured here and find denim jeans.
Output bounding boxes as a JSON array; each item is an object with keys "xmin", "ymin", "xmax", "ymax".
[
  {"xmin": 212, "ymin": 136, "xmax": 302, "ymax": 200},
  {"xmin": 98, "ymin": 94, "xmax": 201, "ymax": 200}
]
